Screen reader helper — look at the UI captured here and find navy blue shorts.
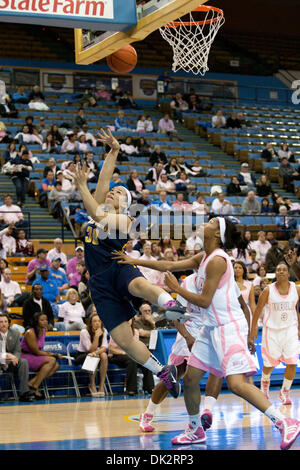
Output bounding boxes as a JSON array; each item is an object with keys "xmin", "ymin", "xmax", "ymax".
[{"xmin": 88, "ymin": 262, "xmax": 144, "ymax": 332}]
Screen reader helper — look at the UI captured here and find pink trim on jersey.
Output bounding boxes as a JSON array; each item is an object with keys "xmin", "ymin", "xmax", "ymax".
[
  {"xmin": 274, "ymin": 282, "xmax": 292, "ymax": 299},
  {"xmin": 211, "ymin": 301, "xmax": 223, "ymax": 326},
  {"xmin": 283, "ymin": 354, "xmax": 299, "ymax": 365},
  {"xmin": 221, "ymin": 344, "xmax": 257, "ymax": 377},
  {"xmin": 188, "ymin": 353, "xmax": 223, "ymax": 377},
  {"xmin": 169, "ymin": 353, "xmax": 189, "ymax": 367},
  {"xmin": 218, "ymin": 256, "xmax": 231, "ymax": 289}
]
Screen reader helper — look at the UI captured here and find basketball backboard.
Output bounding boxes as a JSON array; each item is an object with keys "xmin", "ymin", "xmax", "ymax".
[{"xmin": 74, "ymin": 0, "xmax": 208, "ymax": 65}]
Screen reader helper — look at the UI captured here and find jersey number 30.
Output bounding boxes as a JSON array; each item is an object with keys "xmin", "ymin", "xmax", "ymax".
[{"xmin": 85, "ymin": 226, "xmax": 99, "ymax": 245}]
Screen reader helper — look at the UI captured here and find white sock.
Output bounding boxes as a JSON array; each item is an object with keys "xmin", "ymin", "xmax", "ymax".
[
  {"xmin": 203, "ymin": 396, "xmax": 217, "ymax": 412},
  {"xmin": 142, "ymin": 354, "xmax": 163, "ymax": 375},
  {"xmin": 282, "ymin": 378, "xmax": 293, "ymax": 391},
  {"xmin": 261, "ymin": 372, "xmax": 271, "ymax": 383},
  {"xmin": 189, "ymin": 413, "xmax": 201, "ymax": 430},
  {"xmin": 157, "ymin": 292, "xmax": 173, "ymax": 308},
  {"xmin": 264, "ymin": 405, "xmax": 285, "ymax": 425},
  {"xmin": 145, "ymin": 398, "xmax": 159, "ymax": 416}
]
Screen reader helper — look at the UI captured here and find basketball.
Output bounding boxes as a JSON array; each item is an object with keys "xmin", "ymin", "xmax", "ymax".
[{"xmin": 106, "ymin": 45, "xmax": 138, "ymax": 74}]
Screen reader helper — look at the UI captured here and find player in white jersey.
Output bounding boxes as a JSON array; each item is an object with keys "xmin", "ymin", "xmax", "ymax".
[
  {"xmin": 250, "ymin": 263, "xmax": 300, "ymax": 405},
  {"xmin": 161, "ymin": 217, "xmax": 300, "ymax": 450}
]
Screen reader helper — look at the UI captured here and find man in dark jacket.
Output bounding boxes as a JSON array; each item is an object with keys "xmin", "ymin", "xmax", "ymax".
[
  {"xmin": 265, "ymin": 240, "xmax": 285, "ymax": 273},
  {"xmin": 22, "ymin": 283, "xmax": 63, "ymax": 331}
]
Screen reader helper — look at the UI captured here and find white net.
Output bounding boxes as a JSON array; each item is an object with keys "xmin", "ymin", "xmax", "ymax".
[{"xmin": 159, "ymin": 6, "xmax": 225, "ymax": 76}]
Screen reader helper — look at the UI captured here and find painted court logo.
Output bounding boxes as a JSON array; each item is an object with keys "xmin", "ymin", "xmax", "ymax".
[{"xmin": 0, "ymin": 0, "xmax": 113, "ymax": 18}]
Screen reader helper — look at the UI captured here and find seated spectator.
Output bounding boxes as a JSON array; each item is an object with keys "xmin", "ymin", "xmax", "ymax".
[
  {"xmin": 191, "ymin": 193, "xmax": 209, "ymax": 215},
  {"xmin": 177, "ymin": 156, "xmax": 198, "ymax": 177},
  {"xmin": 190, "ymin": 159, "xmax": 206, "ymax": 177},
  {"xmin": 61, "ymin": 132, "xmax": 78, "ymax": 154},
  {"xmin": 272, "ymin": 193, "xmax": 285, "ymax": 215},
  {"xmin": 265, "ymin": 240, "xmax": 285, "ymax": 273},
  {"xmin": 111, "ymin": 86, "xmax": 124, "ymax": 103},
  {"xmin": 170, "ymin": 93, "xmax": 189, "ymax": 123},
  {"xmin": 278, "ymin": 142, "xmax": 295, "ymax": 163},
  {"xmin": 39, "ymin": 169, "xmax": 56, "ymax": 208},
  {"xmin": 172, "ymin": 192, "xmax": 192, "ymax": 212},
  {"xmin": 28, "ymin": 85, "xmax": 45, "ymax": 103},
  {"xmin": 186, "ymin": 226, "xmax": 203, "ymax": 250},
  {"xmin": 1, "ymin": 224, "xmax": 16, "ymax": 257},
  {"xmin": 0, "ymin": 94, "xmax": 18, "ymax": 119},
  {"xmin": 26, "ymin": 248, "xmax": 50, "ymax": 284},
  {"xmin": 80, "ymin": 88, "xmax": 97, "ymax": 107},
  {"xmin": 81, "ymin": 124, "xmax": 98, "ymax": 147},
  {"xmin": 275, "ymin": 205, "xmax": 297, "ymax": 240},
  {"xmin": 255, "ymin": 174, "xmax": 273, "ymax": 198},
  {"xmin": 145, "ymin": 162, "xmax": 166, "ymax": 185},
  {"xmin": 151, "ymin": 242, "xmax": 162, "ymax": 259},
  {"xmin": 187, "ymin": 93, "xmax": 202, "ymax": 112},
  {"xmin": 74, "ymin": 309, "xmax": 108, "ymax": 396},
  {"xmin": 37, "ymin": 116, "xmax": 50, "ymax": 141},
  {"xmin": 78, "ymin": 267, "xmax": 92, "ymax": 311},
  {"xmin": 120, "ymin": 136, "xmax": 139, "ymax": 157},
  {"xmin": 226, "ymin": 112, "xmax": 239, "ymax": 129},
  {"xmin": 164, "ymin": 157, "xmax": 180, "ymax": 178},
  {"xmin": 283, "ymin": 197, "xmax": 300, "ymax": 214},
  {"xmin": 136, "ymin": 114, "xmax": 147, "ymax": 132},
  {"xmin": 56, "ymin": 171, "xmax": 73, "ymax": 192},
  {"xmin": 174, "ymin": 171, "xmax": 196, "ymax": 194},
  {"xmin": 43, "ymin": 157, "xmax": 60, "ymax": 178},
  {"xmin": 211, "ymin": 192, "xmax": 234, "ymax": 215},
  {"xmin": 261, "ymin": 197, "xmax": 273, "ymax": 215},
  {"xmin": 66, "ymin": 246, "xmax": 84, "ymax": 283},
  {"xmin": 63, "ymin": 161, "xmax": 76, "ymax": 184},
  {"xmin": 22, "ymin": 115, "xmax": 35, "ymax": 134},
  {"xmin": 109, "ymin": 173, "xmax": 127, "ymax": 190},
  {"xmin": 15, "ymin": 125, "xmax": 42, "ymax": 146},
  {"xmin": 124, "ymin": 239, "xmax": 141, "ymax": 259},
  {"xmin": 0, "ymin": 313, "xmax": 34, "ymax": 402},
  {"xmin": 0, "ymin": 267, "xmax": 22, "ymax": 306},
  {"xmin": 118, "ymin": 92, "xmax": 137, "ymax": 109},
  {"xmin": 261, "ymin": 142, "xmax": 278, "ymax": 162},
  {"xmin": 114, "ymin": 110, "xmax": 131, "ymax": 132},
  {"xmin": 21, "ymin": 312, "xmax": 61, "ymax": 399},
  {"xmin": 227, "ymin": 176, "xmax": 242, "ymax": 195},
  {"xmin": 0, "ymin": 258, "xmax": 8, "ymax": 282},
  {"xmin": 159, "ymin": 236, "xmax": 177, "ymax": 257},
  {"xmin": 85, "ymin": 152, "xmax": 99, "ymax": 182},
  {"xmin": 95, "ymin": 84, "xmax": 110, "ymax": 101},
  {"xmin": 17, "ymin": 143, "xmax": 35, "ymax": 163},
  {"xmin": 48, "ymin": 181, "xmax": 70, "ymax": 218},
  {"xmin": 211, "ymin": 109, "xmax": 226, "ymax": 128},
  {"xmin": 149, "ymin": 145, "xmax": 167, "ymax": 166},
  {"xmin": 42, "ymin": 134, "xmax": 60, "ymax": 154},
  {"xmin": 278, "ymin": 157, "xmax": 299, "ymax": 193},
  {"xmin": 252, "ymin": 264, "xmax": 267, "ymax": 287},
  {"xmin": 49, "ymin": 257, "xmax": 69, "ymax": 294},
  {"xmin": 22, "ymin": 283, "xmax": 64, "ymax": 331},
  {"xmin": 233, "ymin": 261, "xmax": 256, "ymax": 318},
  {"xmin": 32, "ymin": 264, "xmax": 60, "ymax": 306},
  {"xmin": 136, "ymin": 137, "xmax": 151, "ymax": 157},
  {"xmin": 237, "ymin": 163, "xmax": 256, "ymax": 192},
  {"xmin": 58, "ymin": 288, "xmax": 86, "ymax": 330},
  {"xmin": 3, "ymin": 142, "xmax": 18, "ymax": 163},
  {"xmin": 158, "ymin": 114, "xmax": 177, "ymax": 140},
  {"xmin": 98, "ymin": 152, "xmax": 120, "ymax": 174},
  {"xmin": 145, "ymin": 115, "xmax": 154, "ymax": 133},
  {"xmin": 69, "ymin": 260, "xmax": 85, "ymax": 289},
  {"xmin": 250, "ymin": 231, "xmax": 272, "ymax": 264},
  {"xmin": 137, "ymin": 243, "xmax": 164, "ymax": 284},
  {"xmin": 0, "ymin": 195, "xmax": 26, "ymax": 230},
  {"xmin": 241, "ymin": 190, "xmax": 261, "ymax": 215},
  {"xmin": 126, "ymin": 170, "xmax": 145, "ymax": 199},
  {"xmin": 49, "ymin": 124, "xmax": 63, "ymax": 146},
  {"xmin": 10, "ymin": 151, "xmax": 33, "ymax": 207},
  {"xmin": 288, "ymin": 228, "xmax": 300, "ymax": 257},
  {"xmin": 12, "ymin": 86, "xmax": 28, "ymax": 104},
  {"xmin": 151, "ymin": 190, "xmax": 172, "ymax": 212},
  {"xmin": 155, "ymin": 174, "xmax": 175, "ymax": 194},
  {"xmin": 73, "ymin": 108, "xmax": 87, "ymax": 129},
  {"xmin": 137, "ymin": 189, "xmax": 153, "ymax": 207},
  {"xmin": 236, "ymin": 112, "xmax": 248, "ymax": 128}
]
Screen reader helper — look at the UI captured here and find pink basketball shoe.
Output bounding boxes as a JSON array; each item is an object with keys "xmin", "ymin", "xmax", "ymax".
[
  {"xmin": 279, "ymin": 389, "xmax": 292, "ymax": 405},
  {"xmin": 275, "ymin": 417, "xmax": 300, "ymax": 450},
  {"xmin": 200, "ymin": 409, "xmax": 213, "ymax": 431},
  {"xmin": 139, "ymin": 413, "xmax": 155, "ymax": 433},
  {"xmin": 260, "ymin": 380, "xmax": 270, "ymax": 400},
  {"xmin": 171, "ymin": 424, "xmax": 206, "ymax": 445}
]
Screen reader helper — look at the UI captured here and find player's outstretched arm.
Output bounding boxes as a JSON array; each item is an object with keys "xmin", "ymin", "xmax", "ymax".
[
  {"xmin": 94, "ymin": 128, "xmax": 120, "ymax": 204},
  {"xmin": 112, "ymin": 251, "xmax": 203, "ymax": 272},
  {"xmin": 249, "ymin": 287, "xmax": 269, "ymax": 341}
]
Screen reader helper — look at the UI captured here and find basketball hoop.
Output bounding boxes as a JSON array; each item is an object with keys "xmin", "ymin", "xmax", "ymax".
[{"xmin": 159, "ymin": 5, "xmax": 225, "ymax": 75}]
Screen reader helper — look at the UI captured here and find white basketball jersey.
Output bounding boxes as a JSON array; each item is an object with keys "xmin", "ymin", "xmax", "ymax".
[
  {"xmin": 195, "ymin": 248, "xmax": 245, "ymax": 327},
  {"xmin": 264, "ymin": 282, "xmax": 298, "ymax": 330},
  {"xmin": 177, "ymin": 273, "xmax": 204, "ymax": 331}
]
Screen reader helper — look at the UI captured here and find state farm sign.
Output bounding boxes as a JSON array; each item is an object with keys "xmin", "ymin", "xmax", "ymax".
[{"xmin": 0, "ymin": 0, "xmax": 137, "ymax": 30}]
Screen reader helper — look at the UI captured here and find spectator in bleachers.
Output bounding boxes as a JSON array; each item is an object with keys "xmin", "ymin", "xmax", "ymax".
[
  {"xmin": 226, "ymin": 112, "xmax": 239, "ymax": 129},
  {"xmin": 42, "ymin": 134, "xmax": 60, "ymax": 154},
  {"xmin": 275, "ymin": 205, "xmax": 297, "ymax": 241},
  {"xmin": 172, "ymin": 192, "xmax": 192, "ymax": 212},
  {"xmin": 1, "ymin": 224, "xmax": 16, "ymax": 257},
  {"xmin": 61, "ymin": 131, "xmax": 78, "ymax": 154},
  {"xmin": 278, "ymin": 142, "xmax": 295, "ymax": 163},
  {"xmin": 0, "ymin": 291, "xmax": 8, "ymax": 313},
  {"xmin": 266, "ymin": 231, "xmax": 276, "ymax": 244},
  {"xmin": 15, "ymin": 125, "xmax": 43, "ymax": 146},
  {"xmin": 98, "ymin": 152, "xmax": 120, "ymax": 174},
  {"xmin": 136, "ymin": 137, "xmax": 151, "ymax": 157},
  {"xmin": 238, "ymin": 163, "xmax": 256, "ymax": 192},
  {"xmin": 226, "ymin": 175, "xmax": 242, "ymax": 195},
  {"xmin": 3, "ymin": 142, "xmax": 17, "ymax": 162},
  {"xmin": 66, "ymin": 246, "xmax": 84, "ymax": 283},
  {"xmin": 48, "ymin": 181, "xmax": 70, "ymax": 218},
  {"xmin": 17, "ymin": 143, "xmax": 35, "ymax": 162},
  {"xmin": 236, "ymin": 113, "xmax": 248, "ymax": 128},
  {"xmin": 0, "ymin": 267, "xmax": 21, "ymax": 306},
  {"xmin": 170, "ymin": 93, "xmax": 189, "ymax": 123},
  {"xmin": 78, "ymin": 267, "xmax": 92, "ymax": 311},
  {"xmin": 158, "ymin": 114, "xmax": 177, "ymax": 140},
  {"xmin": 261, "ymin": 197, "xmax": 273, "ymax": 215},
  {"xmin": 125, "ymin": 239, "xmax": 141, "ymax": 259},
  {"xmin": 40, "ymin": 169, "xmax": 56, "ymax": 208},
  {"xmin": 151, "ymin": 190, "xmax": 172, "ymax": 212},
  {"xmin": 82, "ymin": 124, "xmax": 98, "ymax": 147},
  {"xmin": 261, "ymin": 142, "xmax": 278, "ymax": 162},
  {"xmin": 136, "ymin": 114, "xmax": 147, "ymax": 132},
  {"xmin": 247, "ymin": 249, "xmax": 260, "ymax": 274},
  {"xmin": 137, "ymin": 189, "xmax": 153, "ymax": 207},
  {"xmin": 164, "ymin": 157, "xmax": 180, "ymax": 178},
  {"xmin": 0, "ymin": 258, "xmax": 8, "ymax": 282},
  {"xmin": 174, "ymin": 171, "xmax": 196, "ymax": 195},
  {"xmin": 0, "ymin": 195, "xmax": 26, "ymax": 229},
  {"xmin": 187, "ymin": 93, "xmax": 202, "ymax": 113},
  {"xmin": 73, "ymin": 108, "xmax": 87, "ymax": 129},
  {"xmin": 21, "ymin": 311, "xmax": 62, "ymax": 399},
  {"xmin": 76, "ymin": 133, "xmax": 93, "ymax": 154},
  {"xmin": 120, "ymin": 136, "xmax": 139, "ymax": 157},
  {"xmin": 15, "ymin": 229, "xmax": 34, "ymax": 257},
  {"xmin": 118, "ymin": 91, "xmax": 137, "ymax": 110},
  {"xmin": 177, "ymin": 156, "xmax": 198, "ymax": 177},
  {"xmin": 272, "ymin": 193, "xmax": 285, "ymax": 215},
  {"xmin": 10, "ymin": 151, "xmax": 33, "ymax": 207},
  {"xmin": 49, "ymin": 257, "xmax": 69, "ymax": 295},
  {"xmin": 211, "ymin": 109, "xmax": 226, "ymax": 128},
  {"xmin": 26, "ymin": 248, "xmax": 50, "ymax": 285},
  {"xmin": 12, "ymin": 86, "xmax": 28, "ymax": 104},
  {"xmin": 22, "ymin": 284, "xmax": 56, "ymax": 331},
  {"xmin": 149, "ymin": 145, "xmax": 167, "ymax": 166},
  {"xmin": 23, "ymin": 116, "xmax": 34, "ymax": 134},
  {"xmin": 252, "ymin": 264, "xmax": 267, "ymax": 287},
  {"xmin": 155, "ymin": 174, "xmax": 175, "ymax": 194},
  {"xmin": 255, "ymin": 174, "xmax": 273, "ymax": 198},
  {"xmin": 114, "ymin": 110, "xmax": 131, "ymax": 132},
  {"xmin": 145, "ymin": 162, "xmax": 165, "ymax": 185},
  {"xmin": 109, "ymin": 173, "xmax": 127, "ymax": 190},
  {"xmin": 0, "ymin": 313, "xmax": 34, "ymax": 402},
  {"xmin": 69, "ymin": 260, "xmax": 85, "ymax": 289},
  {"xmin": 43, "ymin": 157, "xmax": 60, "ymax": 178},
  {"xmin": 288, "ymin": 228, "xmax": 300, "ymax": 257},
  {"xmin": 0, "ymin": 94, "xmax": 18, "ymax": 119},
  {"xmin": 279, "ymin": 157, "xmax": 299, "ymax": 193},
  {"xmin": 186, "ymin": 226, "xmax": 203, "ymax": 250},
  {"xmin": 250, "ymin": 231, "xmax": 272, "ymax": 264},
  {"xmin": 265, "ymin": 239, "xmax": 285, "ymax": 273},
  {"xmin": 191, "ymin": 193, "xmax": 209, "ymax": 215},
  {"xmin": 32, "ymin": 264, "xmax": 60, "ymax": 305},
  {"xmin": 85, "ymin": 152, "xmax": 99, "ymax": 181},
  {"xmin": 283, "ymin": 197, "xmax": 300, "ymax": 215},
  {"xmin": 36, "ymin": 117, "xmax": 50, "ymax": 141},
  {"xmin": 56, "ymin": 170, "xmax": 73, "ymax": 192},
  {"xmin": 126, "ymin": 169, "xmax": 145, "ymax": 199},
  {"xmin": 49, "ymin": 124, "xmax": 64, "ymax": 146},
  {"xmin": 47, "ymin": 238, "xmax": 67, "ymax": 268},
  {"xmin": 233, "ymin": 261, "xmax": 256, "ymax": 318},
  {"xmin": 96, "ymin": 84, "xmax": 110, "ymax": 101},
  {"xmin": 80, "ymin": 88, "xmax": 97, "ymax": 108},
  {"xmin": 241, "ymin": 190, "xmax": 261, "ymax": 215},
  {"xmin": 145, "ymin": 115, "xmax": 154, "ymax": 133},
  {"xmin": 58, "ymin": 288, "xmax": 86, "ymax": 330},
  {"xmin": 211, "ymin": 192, "xmax": 234, "ymax": 216},
  {"xmin": 137, "ymin": 243, "xmax": 163, "ymax": 285},
  {"xmin": 190, "ymin": 159, "xmax": 207, "ymax": 177},
  {"xmin": 74, "ymin": 310, "xmax": 108, "ymax": 397},
  {"xmin": 28, "ymin": 85, "xmax": 45, "ymax": 103}
]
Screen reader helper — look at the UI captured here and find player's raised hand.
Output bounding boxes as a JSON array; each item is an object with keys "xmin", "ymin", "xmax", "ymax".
[
  {"xmin": 111, "ymin": 250, "xmax": 136, "ymax": 265},
  {"xmin": 74, "ymin": 162, "xmax": 90, "ymax": 187},
  {"xmin": 97, "ymin": 128, "xmax": 120, "ymax": 151}
]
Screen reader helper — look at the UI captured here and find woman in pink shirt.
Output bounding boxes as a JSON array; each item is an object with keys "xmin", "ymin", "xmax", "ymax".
[
  {"xmin": 126, "ymin": 169, "xmax": 145, "ymax": 199},
  {"xmin": 74, "ymin": 308, "xmax": 108, "ymax": 397}
]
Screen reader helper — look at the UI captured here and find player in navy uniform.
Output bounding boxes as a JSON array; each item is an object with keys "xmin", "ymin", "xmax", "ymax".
[{"xmin": 73, "ymin": 128, "xmax": 187, "ymax": 398}]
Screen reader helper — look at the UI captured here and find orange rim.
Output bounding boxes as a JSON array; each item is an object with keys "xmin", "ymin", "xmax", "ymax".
[{"xmin": 164, "ymin": 5, "xmax": 224, "ymax": 27}]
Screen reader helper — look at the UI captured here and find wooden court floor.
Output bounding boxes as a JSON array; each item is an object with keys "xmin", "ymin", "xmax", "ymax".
[{"xmin": 1, "ymin": 387, "xmax": 300, "ymax": 450}]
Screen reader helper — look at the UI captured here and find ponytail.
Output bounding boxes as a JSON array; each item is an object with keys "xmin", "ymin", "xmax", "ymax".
[{"xmin": 223, "ymin": 218, "xmax": 248, "ymax": 255}]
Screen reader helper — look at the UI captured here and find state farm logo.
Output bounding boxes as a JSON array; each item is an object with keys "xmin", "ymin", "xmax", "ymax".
[{"xmin": 0, "ymin": 0, "xmax": 114, "ymax": 18}]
